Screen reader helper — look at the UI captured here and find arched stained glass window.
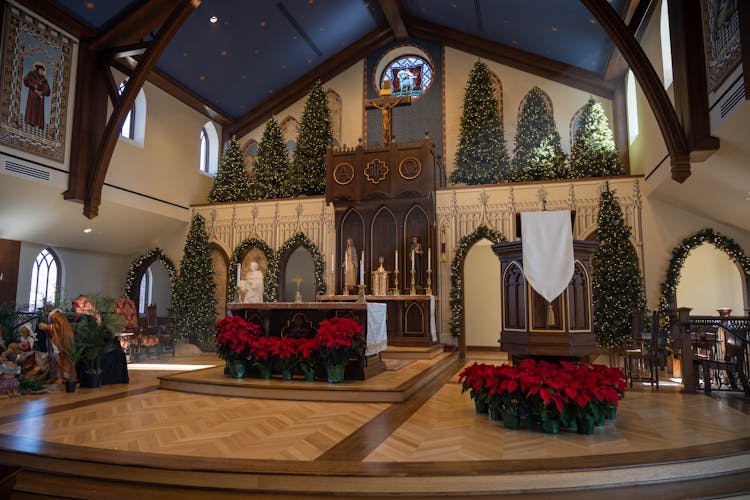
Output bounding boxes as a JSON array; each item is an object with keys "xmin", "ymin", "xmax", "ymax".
[
  {"xmin": 380, "ymin": 55, "xmax": 433, "ymax": 99},
  {"xmin": 138, "ymin": 267, "xmax": 153, "ymax": 315},
  {"xmin": 29, "ymin": 248, "xmax": 60, "ymax": 311},
  {"xmin": 119, "ymin": 81, "xmax": 135, "ymax": 139}
]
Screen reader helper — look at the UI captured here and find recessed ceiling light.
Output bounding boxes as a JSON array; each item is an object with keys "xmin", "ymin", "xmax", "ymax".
[
  {"xmin": 209, "ymin": 16, "xmax": 218, "ymax": 23},
  {"xmin": 83, "ymin": 228, "xmax": 92, "ymax": 233}
]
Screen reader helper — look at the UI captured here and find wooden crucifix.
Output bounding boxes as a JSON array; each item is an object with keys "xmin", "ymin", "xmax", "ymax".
[{"xmin": 365, "ymin": 95, "xmax": 412, "ymax": 144}]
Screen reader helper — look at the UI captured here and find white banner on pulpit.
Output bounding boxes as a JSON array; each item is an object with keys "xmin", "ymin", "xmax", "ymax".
[{"xmin": 521, "ymin": 210, "xmax": 574, "ymax": 303}]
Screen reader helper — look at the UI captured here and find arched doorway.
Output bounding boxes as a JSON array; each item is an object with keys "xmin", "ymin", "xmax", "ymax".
[
  {"xmin": 282, "ymin": 247, "xmax": 316, "ymax": 302},
  {"xmin": 464, "ymin": 239, "xmax": 502, "ymax": 350},
  {"xmin": 677, "ymin": 243, "xmax": 747, "ymax": 314},
  {"xmin": 125, "ymin": 248, "xmax": 177, "ymax": 318}
]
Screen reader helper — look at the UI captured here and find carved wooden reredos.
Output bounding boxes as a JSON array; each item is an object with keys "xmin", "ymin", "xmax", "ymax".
[{"xmin": 192, "ymin": 176, "xmax": 643, "ymax": 342}]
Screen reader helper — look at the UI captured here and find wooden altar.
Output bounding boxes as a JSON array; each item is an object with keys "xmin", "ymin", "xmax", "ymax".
[
  {"xmin": 317, "ymin": 295, "xmax": 437, "ymax": 347},
  {"xmin": 492, "ymin": 240, "xmax": 599, "ymax": 359},
  {"xmin": 227, "ymin": 302, "xmax": 386, "ymax": 380}
]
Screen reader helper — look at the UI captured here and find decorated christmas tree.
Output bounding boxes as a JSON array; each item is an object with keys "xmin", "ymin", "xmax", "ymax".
[
  {"xmin": 512, "ymin": 86, "xmax": 569, "ymax": 181},
  {"xmin": 247, "ymin": 117, "xmax": 291, "ymax": 199},
  {"xmin": 570, "ymin": 98, "xmax": 624, "ymax": 178},
  {"xmin": 450, "ymin": 61, "xmax": 511, "ymax": 184},
  {"xmin": 208, "ymin": 136, "xmax": 251, "ymax": 203},
  {"xmin": 591, "ymin": 187, "xmax": 645, "ymax": 350},
  {"xmin": 285, "ymin": 81, "xmax": 333, "ymax": 197},
  {"xmin": 172, "ymin": 214, "xmax": 216, "ymax": 346}
]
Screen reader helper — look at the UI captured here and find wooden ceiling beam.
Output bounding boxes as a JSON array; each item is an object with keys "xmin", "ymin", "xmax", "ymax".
[
  {"xmin": 107, "ymin": 42, "xmax": 150, "ymax": 60},
  {"xmin": 224, "ymin": 26, "xmax": 395, "ymax": 142},
  {"xmin": 604, "ymin": 0, "xmax": 658, "ymax": 82},
  {"xmin": 82, "ymin": 0, "xmax": 200, "ymax": 218},
  {"xmin": 581, "ymin": 0, "xmax": 691, "ymax": 182},
  {"xmin": 91, "ymin": 0, "xmax": 177, "ymax": 50},
  {"xmin": 378, "ymin": 0, "xmax": 409, "ymax": 40},
  {"xmin": 406, "ymin": 16, "xmax": 615, "ymax": 98}
]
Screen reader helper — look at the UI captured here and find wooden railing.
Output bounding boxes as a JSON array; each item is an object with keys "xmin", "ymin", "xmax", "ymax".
[{"xmin": 676, "ymin": 307, "xmax": 750, "ymax": 394}]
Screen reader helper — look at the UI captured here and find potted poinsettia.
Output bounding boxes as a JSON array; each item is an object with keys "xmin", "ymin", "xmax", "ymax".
[
  {"xmin": 458, "ymin": 362, "xmax": 495, "ymax": 414},
  {"xmin": 215, "ymin": 315, "xmax": 261, "ymax": 378},
  {"xmin": 249, "ymin": 336, "xmax": 276, "ymax": 379},
  {"xmin": 316, "ymin": 317, "xmax": 364, "ymax": 383},
  {"xmin": 297, "ymin": 337, "xmax": 321, "ymax": 382},
  {"xmin": 271, "ymin": 336, "xmax": 300, "ymax": 381},
  {"xmin": 486, "ymin": 364, "xmax": 526, "ymax": 428}
]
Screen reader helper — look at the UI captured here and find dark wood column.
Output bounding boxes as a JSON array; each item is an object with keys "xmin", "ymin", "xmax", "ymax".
[
  {"xmin": 667, "ymin": 0, "xmax": 719, "ymax": 162},
  {"xmin": 0, "ymin": 239, "xmax": 21, "ymax": 304},
  {"xmin": 582, "ymin": 0, "xmax": 692, "ymax": 182}
]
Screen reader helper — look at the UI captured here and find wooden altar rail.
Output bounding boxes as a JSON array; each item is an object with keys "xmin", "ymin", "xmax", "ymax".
[
  {"xmin": 676, "ymin": 308, "xmax": 750, "ymax": 394},
  {"xmin": 226, "ymin": 302, "xmax": 385, "ymax": 379}
]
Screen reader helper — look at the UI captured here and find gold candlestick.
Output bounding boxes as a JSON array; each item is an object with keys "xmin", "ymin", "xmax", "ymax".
[
  {"xmin": 410, "ymin": 268, "xmax": 416, "ymax": 295},
  {"xmin": 392, "ymin": 269, "xmax": 400, "ymax": 295},
  {"xmin": 425, "ymin": 268, "xmax": 432, "ymax": 296},
  {"xmin": 357, "ymin": 284, "xmax": 367, "ymax": 303}
]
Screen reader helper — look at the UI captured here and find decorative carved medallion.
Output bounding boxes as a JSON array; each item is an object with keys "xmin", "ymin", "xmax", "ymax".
[
  {"xmin": 333, "ymin": 162, "xmax": 355, "ymax": 185},
  {"xmin": 365, "ymin": 159, "xmax": 389, "ymax": 184},
  {"xmin": 398, "ymin": 157, "xmax": 422, "ymax": 180}
]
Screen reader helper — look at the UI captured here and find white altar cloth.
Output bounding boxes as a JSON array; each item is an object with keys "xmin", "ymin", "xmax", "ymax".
[
  {"xmin": 521, "ymin": 210, "xmax": 574, "ymax": 303},
  {"xmin": 366, "ymin": 302, "xmax": 388, "ymax": 356}
]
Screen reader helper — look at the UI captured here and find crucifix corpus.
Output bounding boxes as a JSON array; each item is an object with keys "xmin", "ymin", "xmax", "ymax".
[{"xmin": 365, "ymin": 94, "xmax": 411, "ymax": 144}]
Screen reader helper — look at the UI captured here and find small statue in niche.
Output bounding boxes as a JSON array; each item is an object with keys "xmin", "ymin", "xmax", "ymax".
[
  {"xmin": 239, "ymin": 261, "xmax": 264, "ymax": 303},
  {"xmin": 343, "ymin": 238, "xmax": 358, "ymax": 292},
  {"xmin": 410, "ymin": 235, "xmax": 424, "ymax": 286}
]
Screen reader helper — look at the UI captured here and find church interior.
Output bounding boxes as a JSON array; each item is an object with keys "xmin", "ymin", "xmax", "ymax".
[{"xmin": 0, "ymin": 0, "xmax": 749, "ymax": 497}]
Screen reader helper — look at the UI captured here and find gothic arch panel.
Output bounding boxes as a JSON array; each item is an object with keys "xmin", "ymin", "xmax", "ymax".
[
  {"xmin": 502, "ymin": 261, "xmax": 526, "ymax": 331},
  {"xmin": 211, "ymin": 244, "xmax": 229, "ymax": 321},
  {"xmin": 242, "ymin": 138, "xmax": 259, "ymax": 171},
  {"xmin": 370, "ymin": 206, "xmax": 398, "ymax": 276},
  {"xmin": 340, "ymin": 209, "xmax": 365, "ymax": 292},
  {"xmin": 405, "ymin": 302, "xmax": 425, "ymax": 336},
  {"xmin": 567, "ymin": 260, "xmax": 590, "ymax": 331},
  {"xmin": 570, "ymin": 105, "xmax": 586, "ymax": 149},
  {"xmin": 404, "ymin": 204, "xmax": 430, "ymax": 291},
  {"xmin": 280, "ymin": 116, "xmax": 299, "ymax": 153}
]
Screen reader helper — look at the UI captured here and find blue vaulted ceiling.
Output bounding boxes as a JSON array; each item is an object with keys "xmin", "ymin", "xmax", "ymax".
[{"xmin": 52, "ymin": 0, "xmax": 627, "ymax": 119}]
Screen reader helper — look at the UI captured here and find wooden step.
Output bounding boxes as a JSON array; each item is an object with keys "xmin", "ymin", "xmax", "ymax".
[{"xmin": 382, "ymin": 344, "xmax": 444, "ymax": 359}]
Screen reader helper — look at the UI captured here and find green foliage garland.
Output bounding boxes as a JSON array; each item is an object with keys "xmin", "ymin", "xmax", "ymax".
[
  {"xmin": 228, "ymin": 237, "xmax": 277, "ymax": 303},
  {"xmin": 285, "ymin": 81, "xmax": 333, "ymax": 197},
  {"xmin": 512, "ymin": 86, "xmax": 569, "ymax": 181},
  {"xmin": 208, "ymin": 136, "xmax": 252, "ymax": 203},
  {"xmin": 450, "ymin": 61, "xmax": 511, "ymax": 184},
  {"xmin": 657, "ymin": 228, "xmax": 750, "ymax": 338},
  {"xmin": 570, "ymin": 98, "xmax": 624, "ymax": 179},
  {"xmin": 124, "ymin": 248, "xmax": 177, "ymax": 300},
  {"xmin": 450, "ymin": 225, "xmax": 506, "ymax": 336},
  {"xmin": 172, "ymin": 214, "xmax": 217, "ymax": 344},
  {"xmin": 247, "ymin": 117, "xmax": 291, "ymax": 200},
  {"xmin": 272, "ymin": 232, "xmax": 327, "ymax": 297},
  {"xmin": 591, "ymin": 188, "xmax": 645, "ymax": 350}
]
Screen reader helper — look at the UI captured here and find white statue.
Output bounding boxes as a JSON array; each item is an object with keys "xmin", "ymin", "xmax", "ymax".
[{"xmin": 239, "ymin": 261, "xmax": 264, "ymax": 303}]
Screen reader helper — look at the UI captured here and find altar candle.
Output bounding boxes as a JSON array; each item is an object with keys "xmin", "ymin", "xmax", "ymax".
[
  {"xmin": 236, "ymin": 263, "xmax": 241, "ymax": 286},
  {"xmin": 360, "ymin": 251, "xmax": 365, "ymax": 284},
  {"xmin": 411, "ymin": 249, "xmax": 415, "ymax": 271},
  {"xmin": 428, "ymin": 247, "xmax": 431, "ymax": 271},
  {"xmin": 395, "ymin": 250, "xmax": 398, "ymax": 271}
]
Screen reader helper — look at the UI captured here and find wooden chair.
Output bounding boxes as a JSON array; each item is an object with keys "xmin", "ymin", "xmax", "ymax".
[
  {"xmin": 625, "ymin": 311, "xmax": 662, "ymax": 389},
  {"xmin": 134, "ymin": 305, "xmax": 161, "ymax": 359},
  {"xmin": 158, "ymin": 307, "xmax": 176, "ymax": 357},
  {"xmin": 113, "ymin": 297, "xmax": 138, "ymax": 362},
  {"xmin": 693, "ymin": 318, "xmax": 750, "ymax": 394}
]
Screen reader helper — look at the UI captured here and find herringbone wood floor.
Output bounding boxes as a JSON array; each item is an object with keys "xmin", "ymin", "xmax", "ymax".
[{"xmin": 1, "ymin": 353, "xmax": 750, "ymax": 498}]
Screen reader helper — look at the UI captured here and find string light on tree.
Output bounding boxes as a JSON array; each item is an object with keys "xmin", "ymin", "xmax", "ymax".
[
  {"xmin": 570, "ymin": 98, "xmax": 624, "ymax": 179},
  {"xmin": 248, "ymin": 117, "xmax": 291, "ymax": 200},
  {"xmin": 172, "ymin": 214, "xmax": 217, "ymax": 345},
  {"xmin": 450, "ymin": 61, "xmax": 511, "ymax": 185},
  {"xmin": 591, "ymin": 187, "xmax": 645, "ymax": 350},
  {"xmin": 208, "ymin": 135, "xmax": 251, "ymax": 203}
]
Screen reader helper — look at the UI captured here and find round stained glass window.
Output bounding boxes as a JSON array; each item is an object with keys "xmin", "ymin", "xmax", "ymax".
[{"xmin": 380, "ymin": 55, "xmax": 433, "ymax": 100}]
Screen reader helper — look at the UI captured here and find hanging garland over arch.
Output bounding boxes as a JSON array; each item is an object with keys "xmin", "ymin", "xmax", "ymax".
[
  {"xmin": 657, "ymin": 228, "xmax": 750, "ymax": 335},
  {"xmin": 124, "ymin": 248, "xmax": 177, "ymax": 300},
  {"xmin": 450, "ymin": 224, "xmax": 506, "ymax": 336},
  {"xmin": 273, "ymin": 232, "xmax": 327, "ymax": 297},
  {"xmin": 229, "ymin": 237, "xmax": 277, "ymax": 303}
]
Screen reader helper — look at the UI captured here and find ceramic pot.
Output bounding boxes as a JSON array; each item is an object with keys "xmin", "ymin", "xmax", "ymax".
[
  {"xmin": 474, "ymin": 398, "xmax": 489, "ymax": 414},
  {"xmin": 502, "ymin": 409, "xmax": 520, "ymax": 430},
  {"xmin": 229, "ymin": 359, "xmax": 246, "ymax": 379},
  {"xmin": 326, "ymin": 362, "xmax": 347, "ymax": 383}
]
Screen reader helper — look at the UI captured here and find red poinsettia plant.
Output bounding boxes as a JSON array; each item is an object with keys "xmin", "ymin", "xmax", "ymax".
[
  {"xmin": 296, "ymin": 337, "xmax": 321, "ymax": 374},
  {"xmin": 249, "ymin": 336, "xmax": 276, "ymax": 371},
  {"xmin": 271, "ymin": 336, "xmax": 302, "ymax": 372},
  {"xmin": 316, "ymin": 317, "xmax": 364, "ymax": 366},
  {"xmin": 215, "ymin": 315, "xmax": 261, "ymax": 361}
]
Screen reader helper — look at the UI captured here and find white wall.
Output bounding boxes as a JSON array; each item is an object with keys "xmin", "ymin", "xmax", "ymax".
[
  {"xmin": 676, "ymin": 243, "xmax": 746, "ymax": 315},
  {"xmin": 463, "ymin": 239, "xmax": 501, "ymax": 347},
  {"xmin": 16, "ymin": 242, "xmax": 128, "ymax": 310}
]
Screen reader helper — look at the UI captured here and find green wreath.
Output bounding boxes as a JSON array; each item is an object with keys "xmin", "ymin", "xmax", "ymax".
[
  {"xmin": 449, "ymin": 225, "xmax": 506, "ymax": 336},
  {"xmin": 657, "ymin": 228, "xmax": 750, "ymax": 339},
  {"xmin": 229, "ymin": 237, "xmax": 277, "ymax": 302},
  {"xmin": 124, "ymin": 248, "xmax": 177, "ymax": 300},
  {"xmin": 272, "ymin": 232, "xmax": 327, "ymax": 297}
]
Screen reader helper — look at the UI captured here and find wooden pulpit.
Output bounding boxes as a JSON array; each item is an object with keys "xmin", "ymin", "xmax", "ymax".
[{"xmin": 492, "ymin": 239, "xmax": 599, "ymax": 359}]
